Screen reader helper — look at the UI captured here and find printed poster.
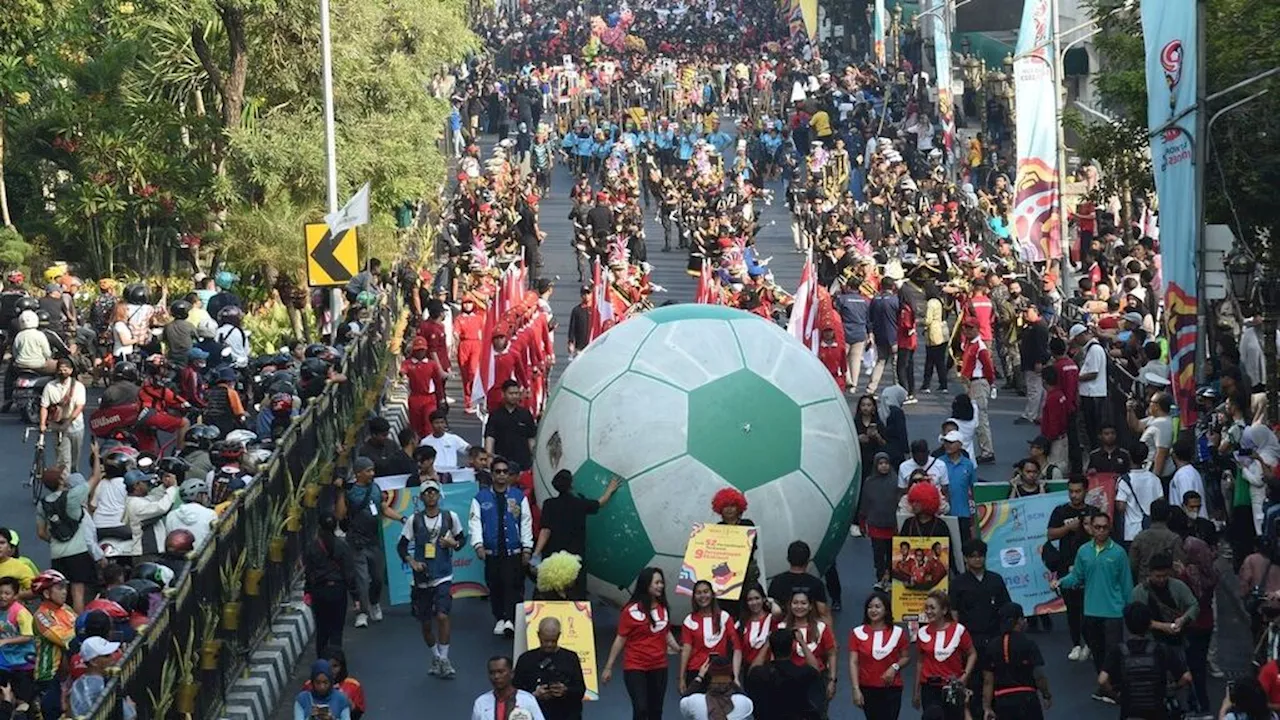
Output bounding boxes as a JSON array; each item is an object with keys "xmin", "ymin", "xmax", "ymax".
[
  {"xmin": 890, "ymin": 536, "xmax": 950, "ymax": 623},
  {"xmin": 518, "ymin": 601, "xmax": 600, "ymax": 701},
  {"xmin": 1012, "ymin": 0, "xmax": 1062, "ymax": 261},
  {"xmin": 675, "ymin": 523, "xmax": 756, "ymax": 601},
  {"xmin": 381, "ymin": 482, "xmax": 487, "ymax": 606},
  {"xmin": 975, "ymin": 492, "xmax": 1065, "ymax": 616}
]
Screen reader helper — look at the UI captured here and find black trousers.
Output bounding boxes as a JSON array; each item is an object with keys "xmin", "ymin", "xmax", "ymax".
[
  {"xmin": 623, "ymin": 668, "xmax": 668, "ymax": 720},
  {"xmin": 923, "ymin": 344, "xmax": 948, "ymax": 390},
  {"xmin": 895, "ymin": 345, "xmax": 916, "ymax": 395},
  {"xmin": 859, "ymin": 686, "xmax": 902, "ymax": 720},
  {"xmin": 1065, "ymin": 410, "xmax": 1083, "ymax": 474},
  {"xmin": 919, "ymin": 683, "xmax": 964, "ymax": 720},
  {"xmin": 992, "ymin": 690, "xmax": 1044, "ymax": 720},
  {"xmin": 1080, "ymin": 395, "xmax": 1108, "ymax": 450},
  {"xmin": 871, "ymin": 537, "xmax": 892, "ymax": 584},
  {"xmin": 1083, "ymin": 615, "xmax": 1124, "ymax": 675},
  {"xmin": 485, "ymin": 554, "xmax": 525, "ymax": 622},
  {"xmin": 824, "ymin": 565, "xmax": 842, "ymax": 606},
  {"xmin": 1062, "ymin": 587, "xmax": 1085, "ymax": 646},
  {"xmin": 311, "ymin": 583, "xmax": 348, "ymax": 656}
]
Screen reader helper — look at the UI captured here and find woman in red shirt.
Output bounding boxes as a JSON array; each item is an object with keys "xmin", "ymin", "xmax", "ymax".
[
  {"xmin": 913, "ymin": 590, "xmax": 976, "ymax": 720},
  {"xmin": 602, "ymin": 567, "xmax": 679, "ymax": 719},
  {"xmin": 735, "ymin": 585, "xmax": 782, "ymax": 668},
  {"xmin": 678, "ymin": 580, "xmax": 741, "ymax": 695},
  {"xmin": 848, "ymin": 592, "xmax": 909, "ymax": 719},
  {"xmin": 777, "ymin": 590, "xmax": 837, "ymax": 707}
]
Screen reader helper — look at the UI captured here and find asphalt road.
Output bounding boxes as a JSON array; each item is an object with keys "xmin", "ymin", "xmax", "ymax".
[{"xmin": 253, "ymin": 130, "xmax": 1259, "ymax": 720}]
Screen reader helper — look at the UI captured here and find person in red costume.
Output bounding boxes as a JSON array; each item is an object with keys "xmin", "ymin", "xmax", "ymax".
[
  {"xmin": 453, "ymin": 294, "xmax": 483, "ymax": 411},
  {"xmin": 485, "ymin": 325, "xmax": 528, "ymax": 413},
  {"xmin": 963, "ymin": 278, "xmax": 995, "ymax": 345},
  {"xmin": 818, "ymin": 324, "xmax": 847, "ymax": 390},
  {"xmin": 416, "ymin": 300, "xmax": 451, "ymax": 373},
  {"xmin": 400, "ymin": 336, "xmax": 446, "ymax": 438}
]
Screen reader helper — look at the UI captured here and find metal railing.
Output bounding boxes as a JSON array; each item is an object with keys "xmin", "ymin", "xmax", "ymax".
[{"xmin": 83, "ymin": 292, "xmax": 398, "ymax": 720}]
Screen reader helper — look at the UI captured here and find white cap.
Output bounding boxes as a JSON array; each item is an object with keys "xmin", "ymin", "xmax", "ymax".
[
  {"xmin": 81, "ymin": 636, "xmax": 121, "ymax": 663},
  {"xmin": 1142, "ymin": 370, "xmax": 1171, "ymax": 386},
  {"xmin": 1068, "ymin": 323, "xmax": 1088, "ymax": 341},
  {"xmin": 941, "ymin": 430, "xmax": 964, "ymax": 443}
]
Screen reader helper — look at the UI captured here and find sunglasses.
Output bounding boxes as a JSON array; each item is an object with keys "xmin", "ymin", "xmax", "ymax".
[{"xmin": 492, "ymin": 468, "xmax": 510, "ymax": 475}]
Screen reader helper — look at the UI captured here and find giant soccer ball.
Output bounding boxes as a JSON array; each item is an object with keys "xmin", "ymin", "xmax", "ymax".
[{"xmin": 533, "ymin": 304, "xmax": 861, "ymax": 617}]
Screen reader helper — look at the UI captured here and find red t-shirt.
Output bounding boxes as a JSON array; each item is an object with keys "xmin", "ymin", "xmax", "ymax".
[
  {"xmin": 916, "ymin": 622, "xmax": 973, "ymax": 681},
  {"xmin": 849, "ymin": 625, "xmax": 908, "ymax": 688},
  {"xmin": 1260, "ymin": 660, "xmax": 1280, "ymax": 707},
  {"xmin": 1040, "ymin": 387, "xmax": 1070, "ymax": 441},
  {"xmin": 778, "ymin": 619, "xmax": 836, "ymax": 672},
  {"xmin": 680, "ymin": 610, "xmax": 739, "ymax": 671},
  {"xmin": 618, "ymin": 602, "xmax": 672, "ymax": 671},
  {"xmin": 738, "ymin": 614, "xmax": 777, "ymax": 667},
  {"xmin": 1053, "ymin": 356, "xmax": 1079, "ymax": 413}
]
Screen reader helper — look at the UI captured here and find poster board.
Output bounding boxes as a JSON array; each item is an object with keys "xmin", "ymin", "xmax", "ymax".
[
  {"xmin": 890, "ymin": 536, "xmax": 950, "ymax": 623},
  {"xmin": 675, "ymin": 523, "xmax": 756, "ymax": 601},
  {"xmin": 513, "ymin": 601, "xmax": 600, "ymax": 701}
]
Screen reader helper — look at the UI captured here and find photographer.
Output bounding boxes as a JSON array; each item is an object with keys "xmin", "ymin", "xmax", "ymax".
[{"xmin": 514, "ymin": 617, "xmax": 586, "ymax": 720}]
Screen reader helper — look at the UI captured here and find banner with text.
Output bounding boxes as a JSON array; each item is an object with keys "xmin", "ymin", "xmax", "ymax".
[
  {"xmin": 675, "ymin": 523, "xmax": 756, "ymax": 601},
  {"xmin": 976, "ymin": 492, "xmax": 1065, "ymax": 615},
  {"xmin": 381, "ymin": 483, "xmax": 487, "ymax": 606},
  {"xmin": 1012, "ymin": 0, "xmax": 1061, "ymax": 261},
  {"xmin": 520, "ymin": 601, "xmax": 600, "ymax": 701},
  {"xmin": 1142, "ymin": 0, "xmax": 1199, "ymax": 425},
  {"xmin": 890, "ymin": 536, "xmax": 950, "ymax": 622}
]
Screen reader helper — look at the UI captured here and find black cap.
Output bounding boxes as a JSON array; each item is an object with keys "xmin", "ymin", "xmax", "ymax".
[
  {"xmin": 580, "ymin": 284, "xmax": 593, "ymax": 295},
  {"xmin": 1027, "ymin": 435, "xmax": 1051, "ymax": 450},
  {"xmin": 368, "ymin": 416, "xmax": 391, "ymax": 435}
]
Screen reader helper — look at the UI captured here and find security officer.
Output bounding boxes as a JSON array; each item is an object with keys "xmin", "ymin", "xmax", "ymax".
[
  {"xmin": 981, "ymin": 602, "xmax": 1052, "ymax": 720},
  {"xmin": 951, "ymin": 539, "xmax": 1012, "ymax": 720}
]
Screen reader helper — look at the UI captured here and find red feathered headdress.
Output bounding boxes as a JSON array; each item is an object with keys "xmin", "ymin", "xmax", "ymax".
[
  {"xmin": 711, "ymin": 487, "xmax": 748, "ymax": 515},
  {"xmin": 906, "ymin": 481, "xmax": 941, "ymax": 516}
]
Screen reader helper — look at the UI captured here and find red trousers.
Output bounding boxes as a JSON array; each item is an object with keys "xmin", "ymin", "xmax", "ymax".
[
  {"xmin": 407, "ymin": 394, "xmax": 438, "ymax": 438},
  {"xmin": 458, "ymin": 341, "xmax": 481, "ymax": 407}
]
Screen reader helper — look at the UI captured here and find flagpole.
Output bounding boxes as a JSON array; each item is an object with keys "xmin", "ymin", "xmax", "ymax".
[
  {"xmin": 1193, "ymin": 0, "xmax": 1208, "ymax": 384},
  {"xmin": 320, "ymin": 0, "xmax": 344, "ymax": 343}
]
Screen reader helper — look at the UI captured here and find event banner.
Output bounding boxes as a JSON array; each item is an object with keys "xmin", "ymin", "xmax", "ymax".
[
  {"xmin": 676, "ymin": 523, "xmax": 756, "ymax": 600},
  {"xmin": 890, "ymin": 536, "xmax": 950, "ymax": 622},
  {"xmin": 518, "ymin": 601, "xmax": 600, "ymax": 701},
  {"xmin": 1141, "ymin": 0, "xmax": 1199, "ymax": 424},
  {"xmin": 381, "ymin": 482, "xmax": 487, "ymax": 607},
  {"xmin": 873, "ymin": 0, "xmax": 887, "ymax": 66},
  {"xmin": 1012, "ymin": 0, "xmax": 1061, "ymax": 261},
  {"xmin": 931, "ymin": 0, "xmax": 955, "ymax": 162},
  {"xmin": 975, "ymin": 492, "xmax": 1065, "ymax": 616}
]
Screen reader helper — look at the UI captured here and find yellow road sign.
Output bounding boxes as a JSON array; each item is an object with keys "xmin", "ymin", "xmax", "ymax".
[{"xmin": 305, "ymin": 222, "xmax": 359, "ymax": 287}]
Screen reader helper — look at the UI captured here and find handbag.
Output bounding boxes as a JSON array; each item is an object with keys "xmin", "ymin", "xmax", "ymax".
[{"xmin": 46, "ymin": 378, "xmax": 76, "ymax": 425}]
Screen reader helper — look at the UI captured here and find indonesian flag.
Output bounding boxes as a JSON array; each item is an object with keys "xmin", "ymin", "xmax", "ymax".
[
  {"xmin": 470, "ymin": 271, "xmax": 508, "ymax": 417},
  {"xmin": 588, "ymin": 259, "xmax": 614, "ymax": 341},
  {"xmin": 786, "ymin": 255, "xmax": 820, "ymax": 352},
  {"xmin": 695, "ymin": 259, "xmax": 714, "ymax": 304}
]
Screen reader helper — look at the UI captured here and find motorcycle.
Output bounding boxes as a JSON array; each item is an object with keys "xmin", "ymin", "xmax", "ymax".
[{"xmin": 12, "ymin": 372, "xmax": 53, "ymax": 425}]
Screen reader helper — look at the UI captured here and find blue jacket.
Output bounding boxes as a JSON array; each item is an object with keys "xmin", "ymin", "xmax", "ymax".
[
  {"xmin": 868, "ymin": 292, "xmax": 900, "ymax": 345},
  {"xmin": 1059, "ymin": 538, "xmax": 1133, "ymax": 618},
  {"xmin": 834, "ymin": 291, "xmax": 869, "ymax": 343},
  {"xmin": 472, "ymin": 487, "xmax": 525, "ymax": 555},
  {"xmin": 411, "ymin": 509, "xmax": 463, "ymax": 581}
]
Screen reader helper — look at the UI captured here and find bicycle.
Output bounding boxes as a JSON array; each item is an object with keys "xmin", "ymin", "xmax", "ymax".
[{"xmin": 23, "ymin": 426, "xmax": 50, "ymax": 505}]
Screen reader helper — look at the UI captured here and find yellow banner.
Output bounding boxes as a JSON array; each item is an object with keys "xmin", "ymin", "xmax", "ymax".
[
  {"xmin": 890, "ymin": 536, "xmax": 951, "ymax": 623},
  {"xmin": 675, "ymin": 523, "xmax": 756, "ymax": 601},
  {"xmin": 799, "ymin": 0, "xmax": 818, "ymax": 39},
  {"xmin": 522, "ymin": 601, "xmax": 600, "ymax": 700}
]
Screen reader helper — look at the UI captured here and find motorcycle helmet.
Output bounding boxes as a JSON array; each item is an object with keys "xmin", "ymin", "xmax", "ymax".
[
  {"xmin": 269, "ymin": 392, "xmax": 294, "ymax": 414},
  {"xmin": 101, "ymin": 446, "xmax": 139, "ymax": 478},
  {"xmin": 157, "ymin": 456, "xmax": 190, "ymax": 478},
  {"xmin": 144, "ymin": 354, "xmax": 168, "ymax": 375},
  {"xmin": 113, "ymin": 361, "xmax": 140, "ymax": 383},
  {"xmin": 164, "ymin": 528, "xmax": 196, "ymax": 556},
  {"xmin": 124, "ymin": 578, "xmax": 161, "ymax": 608},
  {"xmin": 169, "ymin": 300, "xmax": 191, "ymax": 320},
  {"xmin": 35, "ymin": 310, "xmax": 50, "ymax": 327},
  {"xmin": 178, "ymin": 477, "xmax": 209, "ymax": 503},
  {"xmin": 17, "ymin": 310, "xmax": 37, "ymax": 330},
  {"xmin": 226, "ymin": 429, "xmax": 257, "ymax": 446},
  {"xmin": 124, "ymin": 283, "xmax": 149, "ymax": 305},
  {"xmin": 134, "ymin": 562, "xmax": 176, "ymax": 588},
  {"xmin": 188, "ymin": 346, "xmax": 210, "ymax": 364},
  {"xmin": 84, "ymin": 598, "xmax": 130, "ymax": 623},
  {"xmin": 5, "ymin": 270, "xmax": 24, "ymax": 285},
  {"xmin": 300, "ymin": 357, "xmax": 329, "ymax": 382},
  {"xmin": 211, "ymin": 440, "xmax": 244, "ymax": 462},
  {"xmin": 31, "ymin": 569, "xmax": 68, "ymax": 596},
  {"xmin": 135, "ymin": 453, "xmax": 157, "ymax": 472},
  {"xmin": 103, "ymin": 584, "xmax": 140, "ymax": 613},
  {"xmin": 122, "ymin": 469, "xmax": 153, "ymax": 490},
  {"xmin": 214, "ymin": 270, "xmax": 238, "ymax": 290},
  {"xmin": 15, "ymin": 296, "xmax": 38, "ymax": 313},
  {"xmin": 186, "ymin": 424, "xmax": 220, "ymax": 448},
  {"xmin": 268, "ymin": 375, "xmax": 298, "ymax": 398},
  {"xmin": 304, "ymin": 343, "xmax": 329, "ymax": 359},
  {"xmin": 217, "ymin": 305, "xmax": 243, "ymax": 325}
]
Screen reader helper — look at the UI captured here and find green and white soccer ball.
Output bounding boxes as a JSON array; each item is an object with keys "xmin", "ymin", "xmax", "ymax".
[{"xmin": 533, "ymin": 304, "xmax": 861, "ymax": 616}]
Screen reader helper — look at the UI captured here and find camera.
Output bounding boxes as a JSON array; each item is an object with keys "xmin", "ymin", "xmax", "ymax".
[
  {"xmin": 535, "ymin": 656, "xmax": 565, "ymax": 687},
  {"xmin": 943, "ymin": 678, "xmax": 967, "ymax": 706}
]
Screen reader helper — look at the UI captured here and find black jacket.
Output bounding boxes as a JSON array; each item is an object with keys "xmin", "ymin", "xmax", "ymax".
[
  {"xmin": 303, "ymin": 533, "xmax": 359, "ymax": 600},
  {"xmin": 513, "ymin": 647, "xmax": 586, "ymax": 720},
  {"xmin": 951, "ymin": 570, "xmax": 1011, "ymax": 640}
]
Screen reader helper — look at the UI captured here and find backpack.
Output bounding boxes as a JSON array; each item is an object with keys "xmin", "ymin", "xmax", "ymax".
[
  {"xmin": 1118, "ymin": 640, "xmax": 1166, "ymax": 714},
  {"xmin": 41, "ymin": 490, "xmax": 82, "ymax": 543}
]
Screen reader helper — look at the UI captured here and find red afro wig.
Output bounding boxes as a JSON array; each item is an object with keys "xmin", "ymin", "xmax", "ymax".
[
  {"xmin": 905, "ymin": 481, "xmax": 941, "ymax": 516},
  {"xmin": 711, "ymin": 487, "xmax": 748, "ymax": 515}
]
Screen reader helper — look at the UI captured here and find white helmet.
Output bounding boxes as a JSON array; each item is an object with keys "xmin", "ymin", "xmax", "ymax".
[{"xmin": 17, "ymin": 310, "xmax": 38, "ymax": 330}]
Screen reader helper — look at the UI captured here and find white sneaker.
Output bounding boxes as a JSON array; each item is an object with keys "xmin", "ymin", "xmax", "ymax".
[
  {"xmin": 503, "ymin": 620, "xmax": 516, "ymax": 635},
  {"xmin": 1079, "ymin": 645, "xmax": 1092, "ymax": 661},
  {"xmin": 428, "ymin": 657, "xmax": 442, "ymax": 676},
  {"xmin": 1068, "ymin": 646, "xmax": 1082, "ymax": 661},
  {"xmin": 493, "ymin": 620, "xmax": 506, "ymax": 635},
  {"xmin": 370, "ymin": 604, "xmax": 383, "ymax": 622},
  {"xmin": 354, "ymin": 612, "xmax": 369, "ymax": 628},
  {"xmin": 849, "ymin": 525, "xmax": 864, "ymax": 538},
  {"xmin": 439, "ymin": 658, "xmax": 457, "ymax": 678}
]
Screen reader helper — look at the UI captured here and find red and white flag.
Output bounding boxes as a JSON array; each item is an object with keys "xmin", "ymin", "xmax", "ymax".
[
  {"xmin": 588, "ymin": 259, "xmax": 614, "ymax": 341},
  {"xmin": 695, "ymin": 260, "xmax": 713, "ymax": 304},
  {"xmin": 786, "ymin": 255, "xmax": 820, "ymax": 352}
]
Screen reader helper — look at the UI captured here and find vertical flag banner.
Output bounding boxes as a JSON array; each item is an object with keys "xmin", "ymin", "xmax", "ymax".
[
  {"xmin": 890, "ymin": 536, "xmax": 950, "ymax": 622},
  {"xmin": 873, "ymin": 0, "xmax": 887, "ymax": 66},
  {"xmin": 1142, "ymin": 0, "xmax": 1198, "ymax": 423},
  {"xmin": 932, "ymin": 0, "xmax": 955, "ymax": 162},
  {"xmin": 381, "ymin": 484, "xmax": 488, "ymax": 606},
  {"xmin": 799, "ymin": 0, "xmax": 818, "ymax": 40},
  {"xmin": 976, "ymin": 493, "xmax": 1065, "ymax": 616},
  {"xmin": 1012, "ymin": 0, "xmax": 1061, "ymax": 261}
]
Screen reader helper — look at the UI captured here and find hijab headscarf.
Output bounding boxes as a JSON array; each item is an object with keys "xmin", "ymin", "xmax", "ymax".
[
  {"xmin": 1243, "ymin": 424, "xmax": 1280, "ymax": 467},
  {"xmin": 295, "ymin": 660, "xmax": 352, "ymax": 720},
  {"xmin": 879, "ymin": 385, "xmax": 907, "ymax": 423}
]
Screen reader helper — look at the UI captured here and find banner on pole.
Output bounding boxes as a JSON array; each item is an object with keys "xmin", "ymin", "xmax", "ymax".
[
  {"xmin": 976, "ymin": 492, "xmax": 1065, "ymax": 616},
  {"xmin": 1142, "ymin": 0, "xmax": 1199, "ymax": 424},
  {"xmin": 932, "ymin": 0, "xmax": 955, "ymax": 162},
  {"xmin": 1012, "ymin": 0, "xmax": 1062, "ymax": 261},
  {"xmin": 873, "ymin": 0, "xmax": 887, "ymax": 66}
]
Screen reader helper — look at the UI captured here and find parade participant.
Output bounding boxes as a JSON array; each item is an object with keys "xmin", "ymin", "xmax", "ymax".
[
  {"xmin": 514, "ymin": 617, "xmax": 587, "ymax": 720},
  {"xmin": 855, "ymin": 395, "xmax": 887, "ymax": 480},
  {"xmin": 900, "ymin": 482, "xmax": 950, "ymax": 540},
  {"xmin": 467, "ymin": 456, "xmax": 533, "ymax": 637},
  {"xmin": 335, "ymin": 456, "xmax": 398, "ymax": 628},
  {"xmin": 848, "ymin": 592, "xmax": 909, "ymax": 720},
  {"xmin": 922, "ymin": 282, "xmax": 949, "ymax": 393},
  {"xmin": 484, "ymin": 332, "xmax": 528, "ymax": 413},
  {"xmin": 534, "ymin": 470, "xmax": 621, "ymax": 599},
  {"xmin": 737, "ymin": 585, "xmax": 782, "ymax": 669},
  {"xmin": 866, "ymin": 278, "xmax": 900, "ymax": 394},
  {"xmin": 485, "ymin": 381, "xmax": 537, "ymax": 473},
  {"xmin": 959, "ymin": 320, "xmax": 996, "ymax": 464},
  {"xmin": 817, "ymin": 324, "xmax": 847, "ymax": 391},
  {"xmin": 913, "ymin": 590, "xmax": 976, "ymax": 720},
  {"xmin": 678, "ymin": 580, "xmax": 741, "ymax": 695},
  {"xmin": 294, "ymin": 659, "xmax": 355, "ymax": 720},
  {"xmin": 400, "ymin": 336, "xmax": 448, "ymax": 438},
  {"xmin": 980, "ymin": 603, "xmax": 1051, "ymax": 720},
  {"xmin": 834, "ymin": 280, "xmax": 870, "ymax": 393},
  {"xmin": 398, "ymin": 480, "xmax": 464, "ymax": 678},
  {"xmin": 1051, "ymin": 512, "xmax": 1132, "ymax": 703},
  {"xmin": 455, "ymin": 295, "xmax": 484, "ymax": 411},
  {"xmin": 473, "ymin": 656, "xmax": 546, "ymax": 720},
  {"xmin": 418, "ymin": 300, "xmax": 452, "ymax": 375},
  {"xmin": 776, "ymin": 589, "xmax": 837, "ymax": 709},
  {"xmin": 602, "ymin": 567, "xmax": 680, "ymax": 720},
  {"xmin": 899, "ymin": 439, "xmax": 949, "ymax": 493},
  {"xmin": 1046, "ymin": 476, "xmax": 1098, "ymax": 661},
  {"xmin": 1097, "ymin": 603, "xmax": 1190, "ymax": 719},
  {"xmin": 861, "ymin": 453, "xmax": 900, "ymax": 591},
  {"xmin": 303, "ymin": 514, "xmax": 358, "ymax": 660},
  {"xmin": 713, "ymin": 487, "xmax": 760, "ymax": 616}
]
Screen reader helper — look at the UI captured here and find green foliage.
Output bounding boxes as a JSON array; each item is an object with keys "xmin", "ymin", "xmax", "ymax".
[{"xmin": 0, "ymin": 226, "xmax": 33, "ymax": 266}]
